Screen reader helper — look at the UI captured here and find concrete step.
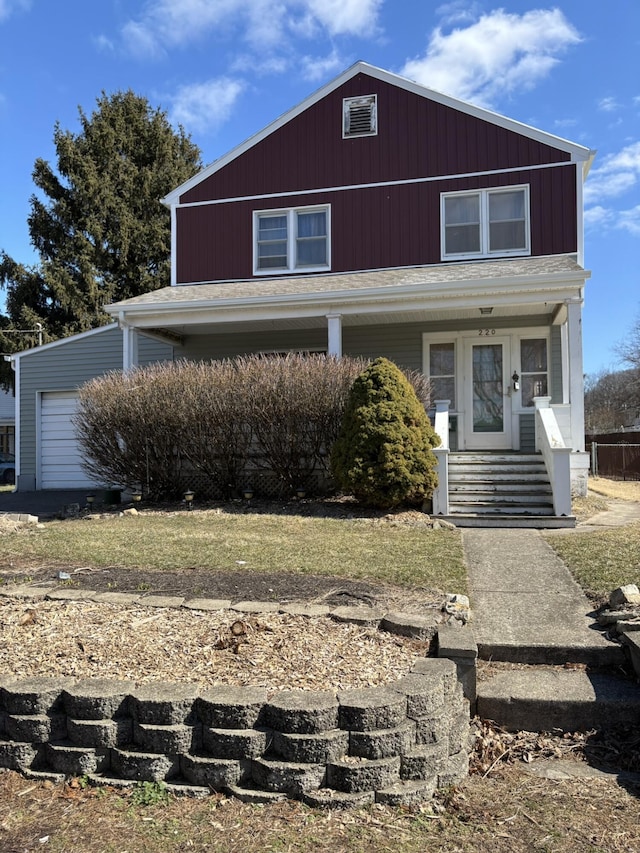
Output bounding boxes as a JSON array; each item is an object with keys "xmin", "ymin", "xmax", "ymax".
[
  {"xmin": 449, "ymin": 488, "xmax": 551, "ymax": 504},
  {"xmin": 442, "ymin": 514, "xmax": 576, "ymax": 529},
  {"xmin": 449, "ymin": 482, "xmax": 552, "ymax": 492},
  {"xmin": 448, "ymin": 503, "xmax": 555, "ymax": 515},
  {"xmin": 476, "ymin": 669, "xmax": 640, "ymax": 732}
]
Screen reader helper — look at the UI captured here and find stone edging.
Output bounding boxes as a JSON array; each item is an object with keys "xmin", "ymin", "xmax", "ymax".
[{"xmin": 0, "ymin": 586, "xmax": 478, "ymax": 807}]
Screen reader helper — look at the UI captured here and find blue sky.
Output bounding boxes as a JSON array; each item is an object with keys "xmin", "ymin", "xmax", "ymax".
[{"xmin": 0, "ymin": 0, "xmax": 638, "ymax": 376}]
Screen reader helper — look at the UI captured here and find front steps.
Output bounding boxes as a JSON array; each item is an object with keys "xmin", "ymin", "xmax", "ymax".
[{"xmin": 443, "ymin": 452, "xmax": 575, "ymax": 529}]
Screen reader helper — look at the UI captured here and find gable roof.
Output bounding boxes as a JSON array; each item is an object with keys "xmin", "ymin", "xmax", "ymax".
[
  {"xmin": 4, "ymin": 323, "xmax": 119, "ymax": 363},
  {"xmin": 163, "ymin": 61, "xmax": 595, "ymax": 206}
]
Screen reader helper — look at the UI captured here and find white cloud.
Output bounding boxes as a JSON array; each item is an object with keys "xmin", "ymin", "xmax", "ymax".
[
  {"xmin": 400, "ymin": 8, "xmax": 581, "ymax": 107},
  {"xmin": 303, "ymin": 0, "xmax": 382, "ymax": 38},
  {"xmin": 584, "ymin": 205, "xmax": 614, "ymax": 229},
  {"xmin": 584, "ymin": 141, "xmax": 640, "ymax": 204},
  {"xmin": 169, "ymin": 78, "xmax": 245, "ymax": 134},
  {"xmin": 618, "ymin": 205, "xmax": 640, "ymax": 236},
  {"xmin": 598, "ymin": 96, "xmax": 620, "ymax": 113},
  {"xmin": 0, "ymin": 0, "xmax": 30, "ymax": 22},
  {"xmin": 122, "ymin": 0, "xmax": 382, "ymax": 58},
  {"xmin": 300, "ymin": 49, "xmax": 346, "ymax": 82}
]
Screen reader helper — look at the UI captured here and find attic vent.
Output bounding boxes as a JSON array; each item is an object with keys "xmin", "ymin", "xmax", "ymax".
[{"xmin": 343, "ymin": 95, "xmax": 377, "ymax": 138}]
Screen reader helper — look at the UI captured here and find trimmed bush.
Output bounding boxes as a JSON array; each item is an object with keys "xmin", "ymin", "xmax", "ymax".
[
  {"xmin": 74, "ymin": 355, "xmax": 435, "ymax": 501},
  {"xmin": 330, "ymin": 357, "xmax": 440, "ymax": 509}
]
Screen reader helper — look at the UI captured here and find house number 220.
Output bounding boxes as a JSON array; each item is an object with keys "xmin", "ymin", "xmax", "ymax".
[{"xmin": 478, "ymin": 328, "xmax": 496, "ymax": 336}]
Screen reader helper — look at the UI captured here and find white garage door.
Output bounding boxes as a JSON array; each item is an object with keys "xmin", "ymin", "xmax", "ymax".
[{"xmin": 40, "ymin": 391, "xmax": 100, "ymax": 489}]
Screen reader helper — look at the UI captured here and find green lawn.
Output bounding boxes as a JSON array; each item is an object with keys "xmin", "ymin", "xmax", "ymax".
[{"xmin": 2, "ymin": 509, "xmax": 467, "ymax": 593}]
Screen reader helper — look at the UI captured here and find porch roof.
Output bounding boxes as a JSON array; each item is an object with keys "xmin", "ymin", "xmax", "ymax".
[{"xmin": 105, "ymin": 255, "xmax": 589, "ymax": 333}]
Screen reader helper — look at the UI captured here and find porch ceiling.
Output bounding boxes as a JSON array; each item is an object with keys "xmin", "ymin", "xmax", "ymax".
[{"xmin": 143, "ymin": 301, "xmax": 557, "ymax": 338}]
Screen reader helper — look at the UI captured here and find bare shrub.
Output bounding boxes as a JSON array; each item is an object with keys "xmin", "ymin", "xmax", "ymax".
[
  {"xmin": 74, "ymin": 355, "xmax": 433, "ymax": 501},
  {"xmin": 171, "ymin": 360, "xmax": 252, "ymax": 498},
  {"xmin": 235, "ymin": 353, "xmax": 367, "ymax": 495},
  {"xmin": 74, "ymin": 364, "xmax": 185, "ymax": 498}
]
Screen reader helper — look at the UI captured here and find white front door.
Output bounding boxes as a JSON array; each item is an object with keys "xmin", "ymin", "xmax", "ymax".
[{"xmin": 465, "ymin": 337, "xmax": 512, "ymax": 450}]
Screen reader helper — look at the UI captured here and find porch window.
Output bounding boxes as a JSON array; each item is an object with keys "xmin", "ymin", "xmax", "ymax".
[
  {"xmin": 441, "ymin": 186, "xmax": 529, "ymax": 260},
  {"xmin": 428, "ymin": 341, "xmax": 456, "ymax": 405},
  {"xmin": 255, "ymin": 206, "xmax": 330, "ymax": 274},
  {"xmin": 520, "ymin": 338, "xmax": 548, "ymax": 406}
]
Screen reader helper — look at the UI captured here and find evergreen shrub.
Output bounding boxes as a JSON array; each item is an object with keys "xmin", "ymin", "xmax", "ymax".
[{"xmin": 330, "ymin": 357, "xmax": 440, "ymax": 509}]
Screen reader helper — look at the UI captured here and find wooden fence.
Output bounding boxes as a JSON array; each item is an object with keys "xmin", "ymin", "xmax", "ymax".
[{"xmin": 587, "ymin": 435, "xmax": 640, "ymax": 479}]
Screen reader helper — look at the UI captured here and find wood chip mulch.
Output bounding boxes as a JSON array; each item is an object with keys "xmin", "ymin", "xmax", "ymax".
[{"xmin": 0, "ymin": 598, "xmax": 429, "ymax": 694}]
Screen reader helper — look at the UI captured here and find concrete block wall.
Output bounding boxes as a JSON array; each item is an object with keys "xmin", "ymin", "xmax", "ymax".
[{"xmin": 0, "ymin": 658, "xmax": 471, "ymax": 807}]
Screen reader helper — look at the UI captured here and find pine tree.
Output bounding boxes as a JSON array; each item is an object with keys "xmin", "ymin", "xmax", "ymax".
[{"xmin": 0, "ymin": 90, "xmax": 202, "ymax": 385}]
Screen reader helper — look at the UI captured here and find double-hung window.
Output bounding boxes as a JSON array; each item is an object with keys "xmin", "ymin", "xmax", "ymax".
[
  {"xmin": 254, "ymin": 206, "xmax": 330, "ymax": 274},
  {"xmin": 441, "ymin": 186, "xmax": 530, "ymax": 260}
]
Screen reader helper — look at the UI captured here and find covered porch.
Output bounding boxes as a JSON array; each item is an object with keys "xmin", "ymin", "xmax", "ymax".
[{"xmin": 106, "ymin": 256, "xmax": 590, "ymax": 523}]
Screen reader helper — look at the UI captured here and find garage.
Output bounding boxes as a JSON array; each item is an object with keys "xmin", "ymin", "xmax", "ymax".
[{"xmin": 40, "ymin": 391, "xmax": 100, "ymax": 489}]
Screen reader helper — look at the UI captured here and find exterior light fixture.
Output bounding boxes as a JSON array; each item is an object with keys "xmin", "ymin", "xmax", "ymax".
[
  {"xmin": 479, "ymin": 307, "xmax": 494, "ymax": 316},
  {"xmin": 242, "ymin": 487, "xmax": 254, "ymax": 500},
  {"xmin": 132, "ymin": 490, "xmax": 142, "ymax": 503},
  {"xmin": 86, "ymin": 494, "xmax": 95, "ymax": 508},
  {"xmin": 295, "ymin": 487, "xmax": 306, "ymax": 499},
  {"xmin": 184, "ymin": 490, "xmax": 194, "ymax": 510}
]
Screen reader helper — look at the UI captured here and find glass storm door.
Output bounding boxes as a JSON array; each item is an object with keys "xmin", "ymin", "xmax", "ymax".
[{"xmin": 465, "ymin": 338, "xmax": 512, "ymax": 449}]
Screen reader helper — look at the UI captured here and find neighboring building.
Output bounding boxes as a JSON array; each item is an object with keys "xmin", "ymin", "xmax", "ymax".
[
  {"xmin": 11, "ymin": 62, "xmax": 594, "ymax": 522},
  {"xmin": 0, "ymin": 388, "xmax": 15, "ymax": 456}
]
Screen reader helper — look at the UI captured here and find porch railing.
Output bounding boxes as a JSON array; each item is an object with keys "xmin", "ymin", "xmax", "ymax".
[
  {"xmin": 431, "ymin": 400, "xmax": 450, "ymax": 515},
  {"xmin": 533, "ymin": 397, "xmax": 572, "ymax": 516}
]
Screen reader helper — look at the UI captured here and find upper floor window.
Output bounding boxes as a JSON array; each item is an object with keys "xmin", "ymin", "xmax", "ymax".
[
  {"xmin": 254, "ymin": 206, "xmax": 330, "ymax": 275},
  {"xmin": 343, "ymin": 95, "xmax": 377, "ymax": 138},
  {"xmin": 441, "ymin": 186, "xmax": 530, "ymax": 260}
]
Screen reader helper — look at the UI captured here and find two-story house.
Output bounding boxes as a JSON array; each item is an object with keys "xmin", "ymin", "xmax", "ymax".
[{"xmin": 10, "ymin": 62, "xmax": 594, "ymax": 523}]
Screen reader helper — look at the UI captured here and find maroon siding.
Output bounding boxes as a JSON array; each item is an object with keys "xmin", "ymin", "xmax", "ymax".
[
  {"xmin": 176, "ymin": 165, "xmax": 577, "ymax": 284},
  {"xmin": 180, "ymin": 73, "xmax": 571, "ymax": 205}
]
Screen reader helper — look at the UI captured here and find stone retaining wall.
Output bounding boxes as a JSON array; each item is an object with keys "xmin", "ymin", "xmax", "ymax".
[{"xmin": 0, "ymin": 657, "xmax": 470, "ymax": 807}]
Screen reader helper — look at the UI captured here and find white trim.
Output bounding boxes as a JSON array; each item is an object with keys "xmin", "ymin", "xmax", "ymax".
[
  {"xmin": 422, "ymin": 326, "xmax": 552, "ymax": 452},
  {"xmin": 169, "ymin": 160, "xmax": 573, "ymax": 212},
  {"xmin": 253, "ymin": 204, "xmax": 331, "ymax": 276},
  {"xmin": 162, "ymin": 61, "xmax": 594, "ymax": 206},
  {"xmin": 441, "ymin": 185, "xmax": 530, "ymax": 261},
  {"xmin": 327, "ymin": 314, "xmax": 342, "ymax": 357},
  {"xmin": 7, "ymin": 323, "xmax": 119, "ymax": 361},
  {"xmin": 170, "ymin": 205, "xmax": 177, "ymax": 287},
  {"xmin": 13, "ymin": 358, "xmax": 20, "ymax": 480},
  {"xmin": 575, "ymin": 167, "xmax": 584, "ymax": 268}
]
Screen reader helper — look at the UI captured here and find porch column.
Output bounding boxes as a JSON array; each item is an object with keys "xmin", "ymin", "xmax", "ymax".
[
  {"xmin": 122, "ymin": 322, "xmax": 139, "ymax": 373},
  {"xmin": 327, "ymin": 314, "xmax": 343, "ymax": 357},
  {"xmin": 566, "ymin": 299, "xmax": 585, "ymax": 452}
]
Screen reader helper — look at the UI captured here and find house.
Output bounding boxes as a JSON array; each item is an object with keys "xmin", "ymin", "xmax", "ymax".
[{"xmin": 11, "ymin": 62, "xmax": 594, "ymax": 524}]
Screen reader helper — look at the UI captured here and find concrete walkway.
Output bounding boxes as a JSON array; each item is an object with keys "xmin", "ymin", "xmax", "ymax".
[
  {"xmin": 464, "ymin": 500, "xmax": 640, "ymax": 665},
  {"xmin": 463, "ymin": 528, "xmax": 624, "ymax": 665}
]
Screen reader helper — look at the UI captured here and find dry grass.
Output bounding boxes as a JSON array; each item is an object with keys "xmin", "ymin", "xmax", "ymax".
[
  {"xmin": 0, "ymin": 508, "xmax": 466, "ymax": 593},
  {"xmin": 0, "ymin": 765, "xmax": 638, "ymax": 853},
  {"xmin": 546, "ymin": 478, "xmax": 640, "ymax": 601},
  {"xmin": 587, "ymin": 477, "xmax": 640, "ymax": 501}
]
